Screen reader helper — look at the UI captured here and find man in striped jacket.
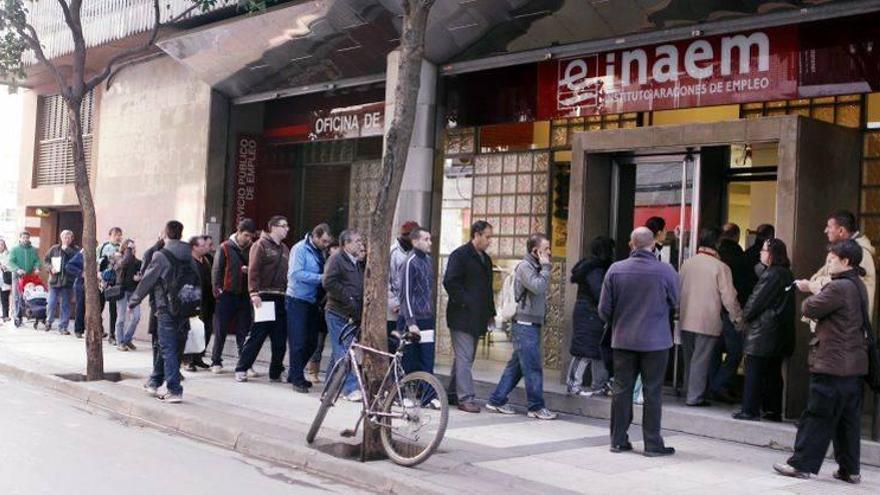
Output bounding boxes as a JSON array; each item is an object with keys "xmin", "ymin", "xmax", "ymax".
[{"xmin": 397, "ymin": 227, "xmax": 436, "ymax": 375}]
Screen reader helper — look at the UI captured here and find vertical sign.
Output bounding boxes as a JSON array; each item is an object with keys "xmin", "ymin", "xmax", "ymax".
[{"xmin": 234, "ymin": 134, "xmax": 260, "ymax": 224}]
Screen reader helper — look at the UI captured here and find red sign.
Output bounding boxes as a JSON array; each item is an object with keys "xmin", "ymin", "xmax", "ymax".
[
  {"xmin": 234, "ymin": 134, "xmax": 261, "ymax": 224},
  {"xmin": 538, "ymin": 27, "xmax": 799, "ymax": 117},
  {"xmin": 264, "ymin": 102, "xmax": 384, "ymax": 142}
]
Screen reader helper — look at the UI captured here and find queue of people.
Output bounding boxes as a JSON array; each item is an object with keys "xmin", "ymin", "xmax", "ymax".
[{"xmin": 3, "ymin": 206, "xmax": 876, "ymax": 483}]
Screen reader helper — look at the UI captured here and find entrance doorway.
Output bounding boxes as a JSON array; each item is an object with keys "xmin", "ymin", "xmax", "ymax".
[
  {"xmin": 566, "ymin": 116, "xmax": 863, "ymax": 418},
  {"xmin": 611, "ymin": 152, "xmax": 697, "ymax": 269}
]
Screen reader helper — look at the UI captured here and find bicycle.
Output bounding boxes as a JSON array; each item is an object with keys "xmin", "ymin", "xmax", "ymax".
[{"xmin": 306, "ymin": 319, "xmax": 448, "ymax": 467}]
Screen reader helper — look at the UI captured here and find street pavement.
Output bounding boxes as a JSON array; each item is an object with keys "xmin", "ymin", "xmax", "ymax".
[
  {"xmin": 1, "ymin": 323, "xmax": 880, "ymax": 494},
  {"xmin": 0, "ymin": 375, "xmax": 372, "ymax": 495}
]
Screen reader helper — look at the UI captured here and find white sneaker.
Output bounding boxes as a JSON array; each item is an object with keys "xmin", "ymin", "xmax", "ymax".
[
  {"xmin": 486, "ymin": 403, "xmax": 516, "ymax": 415},
  {"xmin": 160, "ymin": 393, "xmax": 182, "ymax": 404},
  {"xmin": 528, "ymin": 408, "xmax": 558, "ymax": 420},
  {"xmin": 235, "ymin": 371, "xmax": 248, "ymax": 382},
  {"xmin": 143, "ymin": 383, "xmax": 158, "ymax": 397},
  {"xmin": 246, "ymin": 368, "xmax": 259, "ymax": 378},
  {"xmin": 346, "ymin": 390, "xmax": 363, "ymax": 402},
  {"xmin": 210, "ymin": 365, "xmax": 223, "ymax": 374}
]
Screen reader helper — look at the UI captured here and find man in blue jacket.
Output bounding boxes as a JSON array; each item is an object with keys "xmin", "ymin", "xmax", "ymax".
[
  {"xmin": 599, "ymin": 227, "xmax": 679, "ymax": 457},
  {"xmin": 65, "ymin": 249, "xmax": 85, "ymax": 338},
  {"xmin": 397, "ymin": 228, "xmax": 436, "ymax": 375},
  {"xmin": 286, "ymin": 223, "xmax": 334, "ymax": 393}
]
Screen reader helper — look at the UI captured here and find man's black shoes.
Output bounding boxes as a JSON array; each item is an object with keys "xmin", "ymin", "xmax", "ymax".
[
  {"xmin": 644, "ymin": 446, "xmax": 676, "ymax": 457},
  {"xmin": 610, "ymin": 442, "xmax": 633, "ymax": 453}
]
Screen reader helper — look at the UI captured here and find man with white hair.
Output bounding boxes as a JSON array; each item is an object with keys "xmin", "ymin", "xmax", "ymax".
[
  {"xmin": 44, "ymin": 230, "xmax": 78, "ymax": 334},
  {"xmin": 599, "ymin": 226, "xmax": 679, "ymax": 457}
]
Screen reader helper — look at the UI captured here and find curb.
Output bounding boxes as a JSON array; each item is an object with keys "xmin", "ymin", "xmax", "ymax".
[{"xmin": 0, "ymin": 361, "xmax": 444, "ymax": 495}]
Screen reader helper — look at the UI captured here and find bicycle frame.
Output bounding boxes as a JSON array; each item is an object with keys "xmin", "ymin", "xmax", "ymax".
[{"xmin": 324, "ymin": 324, "xmax": 414, "ymax": 435}]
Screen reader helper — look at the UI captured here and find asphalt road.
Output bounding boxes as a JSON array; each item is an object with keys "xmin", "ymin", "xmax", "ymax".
[{"xmin": 0, "ymin": 375, "xmax": 373, "ymax": 495}]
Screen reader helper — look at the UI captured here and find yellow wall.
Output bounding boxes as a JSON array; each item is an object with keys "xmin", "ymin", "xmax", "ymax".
[
  {"xmin": 868, "ymin": 93, "xmax": 880, "ymax": 128},
  {"xmin": 652, "ymin": 104, "xmax": 740, "ymax": 126}
]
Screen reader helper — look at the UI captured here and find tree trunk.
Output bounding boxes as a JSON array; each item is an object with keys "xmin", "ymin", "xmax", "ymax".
[
  {"xmin": 67, "ymin": 96, "xmax": 104, "ymax": 381},
  {"xmin": 360, "ymin": 0, "xmax": 434, "ymax": 460}
]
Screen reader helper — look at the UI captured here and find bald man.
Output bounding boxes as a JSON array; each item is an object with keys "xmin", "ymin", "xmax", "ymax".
[{"xmin": 598, "ymin": 227, "xmax": 680, "ymax": 457}]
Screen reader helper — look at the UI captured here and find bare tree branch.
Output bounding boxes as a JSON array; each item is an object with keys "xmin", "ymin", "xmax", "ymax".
[
  {"xmin": 85, "ymin": 1, "xmax": 204, "ymax": 92},
  {"xmin": 0, "ymin": 9, "xmax": 70, "ymax": 98}
]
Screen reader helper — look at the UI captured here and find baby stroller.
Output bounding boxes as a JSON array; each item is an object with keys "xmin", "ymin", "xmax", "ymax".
[{"xmin": 15, "ymin": 274, "xmax": 48, "ymax": 330}]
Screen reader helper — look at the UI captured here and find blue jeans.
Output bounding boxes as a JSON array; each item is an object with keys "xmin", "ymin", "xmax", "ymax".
[
  {"xmin": 115, "ymin": 291, "xmax": 141, "ymax": 345},
  {"xmin": 325, "ymin": 311, "xmax": 358, "ymax": 395},
  {"xmin": 396, "ymin": 316, "xmax": 436, "ymax": 375},
  {"xmin": 489, "ymin": 323, "xmax": 545, "ymax": 411},
  {"xmin": 286, "ymin": 297, "xmax": 321, "ymax": 386},
  {"xmin": 47, "ymin": 286, "xmax": 73, "ymax": 330},
  {"xmin": 709, "ymin": 315, "xmax": 743, "ymax": 395},
  {"xmin": 149, "ymin": 309, "xmax": 187, "ymax": 395}
]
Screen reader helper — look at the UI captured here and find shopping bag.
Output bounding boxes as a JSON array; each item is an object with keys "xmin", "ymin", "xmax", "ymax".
[{"xmin": 183, "ymin": 317, "xmax": 206, "ymax": 354}]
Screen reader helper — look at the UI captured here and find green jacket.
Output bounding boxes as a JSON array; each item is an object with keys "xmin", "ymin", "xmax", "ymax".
[{"xmin": 9, "ymin": 243, "xmax": 40, "ymax": 274}]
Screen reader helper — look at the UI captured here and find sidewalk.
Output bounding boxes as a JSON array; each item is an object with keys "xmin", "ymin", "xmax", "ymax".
[{"xmin": 2, "ymin": 323, "xmax": 879, "ymax": 494}]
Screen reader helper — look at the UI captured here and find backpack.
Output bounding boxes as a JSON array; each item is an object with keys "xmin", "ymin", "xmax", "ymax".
[
  {"xmin": 160, "ymin": 248, "xmax": 202, "ymax": 318},
  {"xmin": 499, "ymin": 263, "xmax": 525, "ymax": 322}
]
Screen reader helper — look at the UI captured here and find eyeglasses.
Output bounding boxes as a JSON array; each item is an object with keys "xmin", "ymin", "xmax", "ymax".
[{"xmin": 275, "ymin": 224, "xmax": 289, "ymax": 229}]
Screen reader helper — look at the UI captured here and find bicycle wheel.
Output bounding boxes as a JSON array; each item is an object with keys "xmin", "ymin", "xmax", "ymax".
[
  {"xmin": 379, "ymin": 371, "xmax": 448, "ymax": 467},
  {"xmin": 306, "ymin": 358, "xmax": 349, "ymax": 444}
]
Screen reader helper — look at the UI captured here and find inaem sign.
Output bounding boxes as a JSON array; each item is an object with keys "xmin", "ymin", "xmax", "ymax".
[{"xmin": 542, "ymin": 26, "xmax": 799, "ymax": 116}]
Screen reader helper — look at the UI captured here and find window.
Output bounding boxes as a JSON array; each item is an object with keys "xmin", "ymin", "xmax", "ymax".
[{"xmin": 33, "ymin": 91, "xmax": 94, "ymax": 187}]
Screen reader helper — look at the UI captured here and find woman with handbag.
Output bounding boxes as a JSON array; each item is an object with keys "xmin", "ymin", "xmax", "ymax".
[
  {"xmin": 113, "ymin": 239, "xmax": 142, "ymax": 351},
  {"xmin": 0, "ymin": 238, "xmax": 12, "ymax": 322},
  {"xmin": 733, "ymin": 238, "xmax": 795, "ymax": 422}
]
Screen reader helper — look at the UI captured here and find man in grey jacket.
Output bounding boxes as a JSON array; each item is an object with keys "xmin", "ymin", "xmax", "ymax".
[
  {"xmin": 129, "ymin": 220, "xmax": 196, "ymax": 404},
  {"xmin": 485, "ymin": 234, "xmax": 558, "ymax": 420}
]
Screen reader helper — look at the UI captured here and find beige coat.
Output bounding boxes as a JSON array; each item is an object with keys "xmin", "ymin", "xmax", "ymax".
[
  {"xmin": 679, "ymin": 251, "xmax": 743, "ymax": 337},
  {"xmin": 807, "ymin": 232, "xmax": 876, "ymax": 321}
]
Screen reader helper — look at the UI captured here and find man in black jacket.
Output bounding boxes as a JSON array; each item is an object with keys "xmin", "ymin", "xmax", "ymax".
[
  {"xmin": 210, "ymin": 219, "xmax": 255, "ymax": 373},
  {"xmin": 322, "ymin": 229, "xmax": 365, "ymax": 402},
  {"xmin": 44, "ymin": 230, "xmax": 78, "ymax": 334},
  {"xmin": 443, "ymin": 220, "xmax": 496, "ymax": 413},
  {"xmin": 710, "ymin": 223, "xmax": 756, "ymax": 403}
]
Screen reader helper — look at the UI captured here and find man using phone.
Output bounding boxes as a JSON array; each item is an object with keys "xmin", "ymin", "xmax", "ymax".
[
  {"xmin": 210, "ymin": 218, "xmax": 256, "ymax": 373},
  {"xmin": 485, "ymin": 234, "xmax": 557, "ymax": 420}
]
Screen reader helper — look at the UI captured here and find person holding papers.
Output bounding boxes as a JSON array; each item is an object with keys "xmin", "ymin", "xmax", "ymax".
[
  {"xmin": 44, "ymin": 230, "xmax": 78, "ymax": 334},
  {"xmin": 235, "ymin": 216, "xmax": 291, "ymax": 383}
]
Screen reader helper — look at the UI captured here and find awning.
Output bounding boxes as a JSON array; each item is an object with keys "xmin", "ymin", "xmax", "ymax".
[{"xmin": 157, "ymin": 0, "xmax": 864, "ymax": 100}]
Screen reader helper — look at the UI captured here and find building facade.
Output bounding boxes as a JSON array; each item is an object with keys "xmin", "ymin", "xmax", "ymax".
[{"xmin": 15, "ymin": 0, "xmax": 880, "ymax": 420}]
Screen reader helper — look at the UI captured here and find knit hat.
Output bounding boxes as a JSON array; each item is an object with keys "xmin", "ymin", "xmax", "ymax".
[{"xmin": 400, "ymin": 221, "xmax": 420, "ymax": 237}]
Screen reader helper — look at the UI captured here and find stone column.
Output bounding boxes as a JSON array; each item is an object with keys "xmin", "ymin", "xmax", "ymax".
[{"xmin": 384, "ymin": 50, "xmax": 437, "ymax": 231}]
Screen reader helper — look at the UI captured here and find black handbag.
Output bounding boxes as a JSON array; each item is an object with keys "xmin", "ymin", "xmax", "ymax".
[
  {"xmin": 846, "ymin": 278, "xmax": 880, "ymax": 393},
  {"xmin": 103, "ymin": 284, "xmax": 123, "ymax": 302},
  {"xmin": 866, "ymin": 328, "xmax": 880, "ymax": 394},
  {"xmin": 2, "ymin": 271, "xmax": 11, "ymax": 285}
]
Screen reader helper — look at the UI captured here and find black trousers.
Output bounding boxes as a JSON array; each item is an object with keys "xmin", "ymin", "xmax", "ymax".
[
  {"xmin": 611, "ymin": 348, "xmax": 669, "ymax": 451},
  {"xmin": 741, "ymin": 354, "xmax": 783, "ymax": 417},
  {"xmin": 1, "ymin": 289, "xmax": 9, "ymax": 319},
  {"xmin": 74, "ymin": 288, "xmax": 85, "ymax": 334},
  {"xmin": 235, "ymin": 294, "xmax": 287, "ymax": 380},
  {"xmin": 99, "ymin": 291, "xmax": 118, "ymax": 339},
  {"xmin": 788, "ymin": 374, "xmax": 862, "ymax": 475}
]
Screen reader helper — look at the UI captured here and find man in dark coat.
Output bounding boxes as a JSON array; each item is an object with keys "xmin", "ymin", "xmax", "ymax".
[
  {"xmin": 710, "ymin": 223, "xmax": 757, "ymax": 403},
  {"xmin": 443, "ymin": 220, "xmax": 495, "ymax": 413}
]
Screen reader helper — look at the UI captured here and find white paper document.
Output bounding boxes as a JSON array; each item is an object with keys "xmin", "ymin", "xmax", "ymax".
[
  {"xmin": 253, "ymin": 301, "xmax": 276, "ymax": 323},
  {"xmin": 51, "ymin": 257, "xmax": 62, "ymax": 273}
]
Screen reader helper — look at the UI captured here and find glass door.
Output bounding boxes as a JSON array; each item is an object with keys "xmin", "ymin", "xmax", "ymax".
[{"xmin": 611, "ymin": 152, "xmax": 700, "ymax": 269}]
